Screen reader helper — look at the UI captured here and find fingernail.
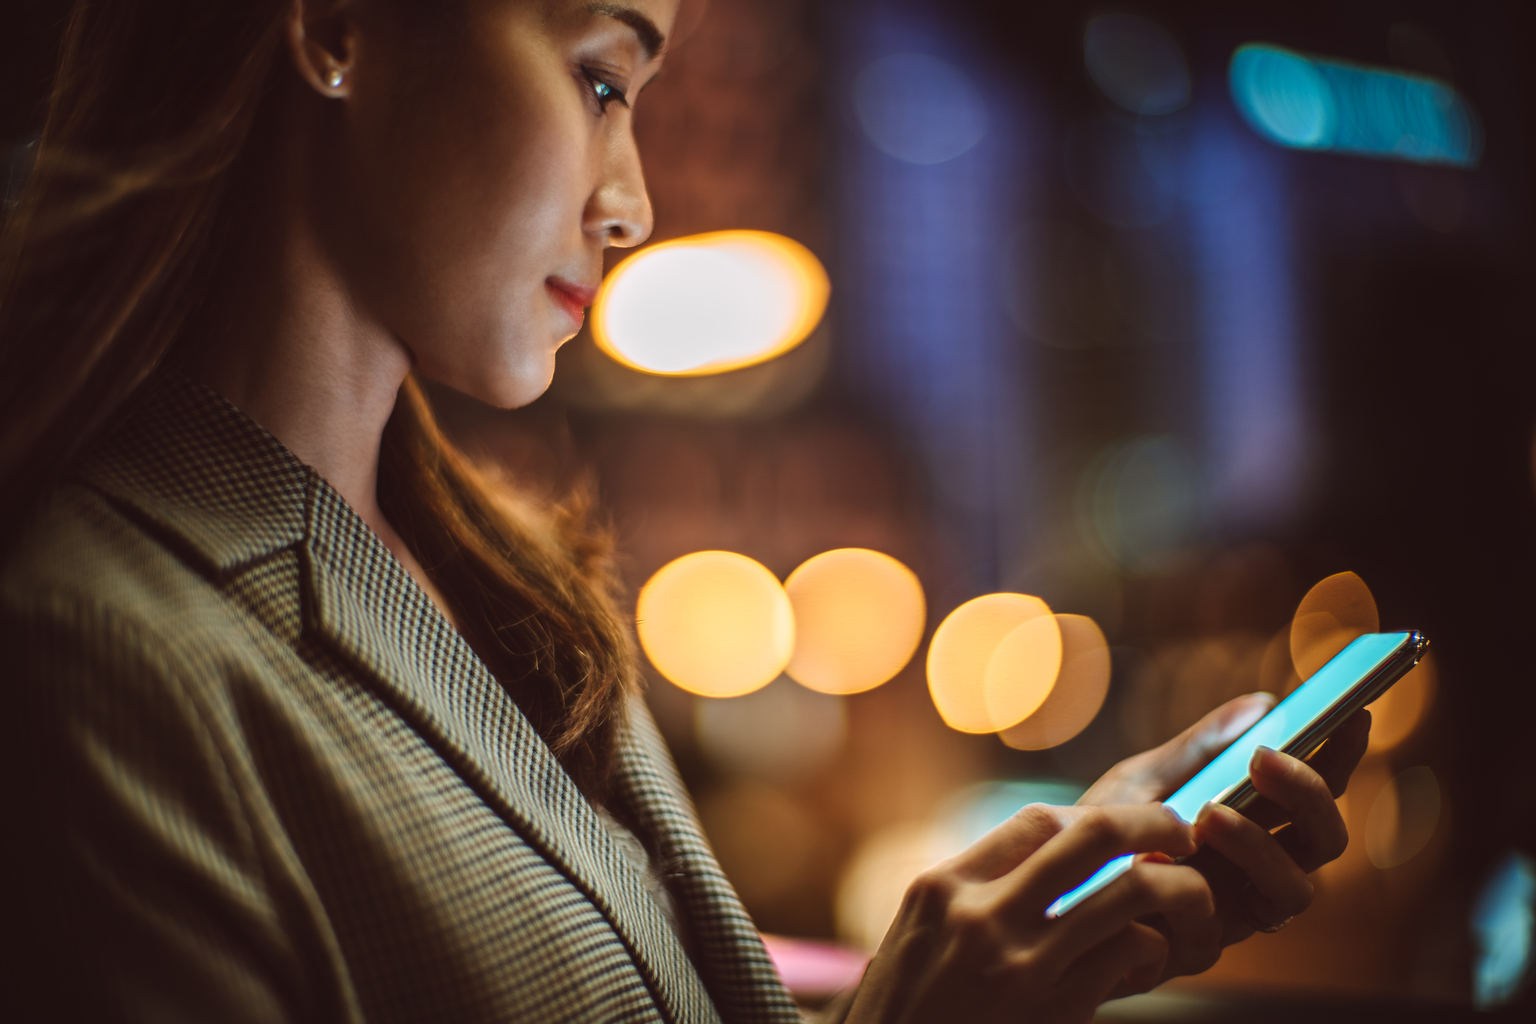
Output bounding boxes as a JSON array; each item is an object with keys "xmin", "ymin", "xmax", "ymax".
[
  {"xmin": 1195, "ymin": 801, "xmax": 1220, "ymax": 827},
  {"xmin": 1251, "ymin": 745, "xmax": 1286, "ymax": 776}
]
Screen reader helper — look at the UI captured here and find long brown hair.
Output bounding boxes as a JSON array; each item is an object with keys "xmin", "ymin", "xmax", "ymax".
[{"xmin": 0, "ymin": 0, "xmax": 639, "ymax": 797}]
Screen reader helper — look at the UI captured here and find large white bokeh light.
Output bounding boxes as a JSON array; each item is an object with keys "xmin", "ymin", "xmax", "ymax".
[{"xmin": 593, "ymin": 230, "xmax": 829, "ymax": 376}]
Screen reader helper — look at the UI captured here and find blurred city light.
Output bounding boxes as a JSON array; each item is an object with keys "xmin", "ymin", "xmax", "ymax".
[
  {"xmin": 1321, "ymin": 761, "xmax": 1391, "ymax": 888},
  {"xmin": 1186, "ymin": 109, "xmax": 1309, "ymax": 531},
  {"xmin": 592, "ymin": 230, "xmax": 830, "ymax": 376},
  {"xmin": 759, "ymin": 934, "xmax": 869, "ymax": 1004},
  {"xmin": 1472, "ymin": 851, "xmax": 1536, "ymax": 1008},
  {"xmin": 783, "ymin": 548, "xmax": 926, "ymax": 695},
  {"xmin": 852, "ymin": 52, "xmax": 989, "ymax": 165},
  {"xmin": 1000, "ymin": 615, "xmax": 1112, "ymax": 750},
  {"xmin": 928, "ymin": 593, "xmax": 1058, "ymax": 733},
  {"xmin": 836, "ymin": 4, "xmax": 1031, "ymax": 594},
  {"xmin": 1366, "ymin": 650, "xmax": 1436, "ymax": 752},
  {"xmin": 1289, "ymin": 571, "xmax": 1380, "ymax": 681},
  {"xmin": 1078, "ymin": 436, "xmax": 1201, "ymax": 568},
  {"xmin": 983, "ymin": 614, "xmax": 1064, "ymax": 733},
  {"xmin": 942, "ymin": 779, "xmax": 1088, "ymax": 846},
  {"xmin": 1084, "ymin": 14, "xmax": 1190, "ymax": 116},
  {"xmin": 835, "ymin": 779, "xmax": 1087, "ymax": 952},
  {"xmin": 1364, "ymin": 764, "xmax": 1441, "ymax": 869},
  {"xmin": 1230, "ymin": 44, "xmax": 1481, "ymax": 167},
  {"xmin": 836, "ymin": 821, "xmax": 951, "ymax": 952},
  {"xmin": 695, "ymin": 677, "xmax": 847, "ymax": 783},
  {"xmin": 636, "ymin": 551, "xmax": 794, "ymax": 697}
]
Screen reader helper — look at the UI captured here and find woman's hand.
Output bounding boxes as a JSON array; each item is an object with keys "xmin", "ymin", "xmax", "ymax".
[
  {"xmin": 1080, "ymin": 693, "xmax": 1372, "ymax": 986},
  {"xmin": 845, "ymin": 803, "xmax": 1215, "ymax": 1024}
]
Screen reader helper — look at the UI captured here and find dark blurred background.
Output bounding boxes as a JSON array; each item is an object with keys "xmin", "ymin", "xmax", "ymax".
[{"xmin": 7, "ymin": 0, "xmax": 1534, "ymax": 1016}]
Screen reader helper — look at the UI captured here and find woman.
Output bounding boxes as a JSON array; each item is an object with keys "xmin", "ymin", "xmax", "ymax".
[{"xmin": 0, "ymin": 2, "xmax": 1368, "ymax": 1022}]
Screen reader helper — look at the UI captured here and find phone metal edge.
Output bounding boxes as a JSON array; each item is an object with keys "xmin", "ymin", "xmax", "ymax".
[{"xmin": 1219, "ymin": 630, "xmax": 1428, "ymax": 815}]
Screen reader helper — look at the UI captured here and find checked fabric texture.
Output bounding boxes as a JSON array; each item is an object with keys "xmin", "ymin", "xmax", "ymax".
[{"xmin": 2, "ymin": 375, "xmax": 803, "ymax": 1024}]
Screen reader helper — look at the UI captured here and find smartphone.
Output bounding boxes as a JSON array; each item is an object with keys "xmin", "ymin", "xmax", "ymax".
[{"xmin": 1043, "ymin": 629, "xmax": 1429, "ymax": 919}]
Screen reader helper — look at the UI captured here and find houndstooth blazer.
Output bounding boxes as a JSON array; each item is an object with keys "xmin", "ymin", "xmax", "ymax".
[{"xmin": 2, "ymin": 375, "xmax": 803, "ymax": 1024}]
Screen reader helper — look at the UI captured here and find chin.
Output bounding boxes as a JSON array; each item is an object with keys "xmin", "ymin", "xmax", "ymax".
[{"xmin": 425, "ymin": 352, "xmax": 559, "ymax": 411}]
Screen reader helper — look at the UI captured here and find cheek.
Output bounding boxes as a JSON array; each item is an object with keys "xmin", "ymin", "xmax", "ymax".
[{"xmin": 342, "ymin": 59, "xmax": 596, "ymax": 399}]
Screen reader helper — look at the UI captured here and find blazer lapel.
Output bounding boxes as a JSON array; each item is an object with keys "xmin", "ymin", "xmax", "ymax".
[
  {"xmin": 300, "ymin": 477, "xmax": 724, "ymax": 1024},
  {"xmin": 611, "ymin": 705, "xmax": 802, "ymax": 1024},
  {"xmin": 84, "ymin": 375, "xmax": 761, "ymax": 1024}
]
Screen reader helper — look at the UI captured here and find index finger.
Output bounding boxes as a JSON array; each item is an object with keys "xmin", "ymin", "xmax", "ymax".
[
  {"xmin": 1000, "ymin": 803, "xmax": 1197, "ymax": 917},
  {"xmin": 949, "ymin": 802, "xmax": 1073, "ymax": 881},
  {"xmin": 1248, "ymin": 746, "xmax": 1349, "ymax": 871}
]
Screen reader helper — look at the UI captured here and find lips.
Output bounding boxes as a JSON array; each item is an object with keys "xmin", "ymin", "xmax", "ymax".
[{"xmin": 546, "ymin": 278, "xmax": 598, "ymax": 328}]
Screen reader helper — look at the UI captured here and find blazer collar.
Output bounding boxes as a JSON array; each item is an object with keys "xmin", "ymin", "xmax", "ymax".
[
  {"xmin": 78, "ymin": 375, "xmax": 788, "ymax": 1024},
  {"xmin": 77, "ymin": 374, "xmax": 310, "ymax": 575}
]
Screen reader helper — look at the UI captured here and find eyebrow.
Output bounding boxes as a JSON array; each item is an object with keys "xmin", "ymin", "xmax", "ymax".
[{"xmin": 585, "ymin": 3, "xmax": 666, "ymax": 61}]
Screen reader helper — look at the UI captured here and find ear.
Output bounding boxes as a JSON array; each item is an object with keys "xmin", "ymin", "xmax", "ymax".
[{"xmin": 285, "ymin": 0, "xmax": 359, "ymax": 97}]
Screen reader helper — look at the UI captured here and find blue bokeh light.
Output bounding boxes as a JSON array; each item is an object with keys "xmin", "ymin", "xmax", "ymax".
[
  {"xmin": 834, "ymin": 3, "xmax": 1035, "ymax": 593},
  {"xmin": 1473, "ymin": 850, "xmax": 1535, "ymax": 1008},
  {"xmin": 853, "ymin": 52, "xmax": 990, "ymax": 165},
  {"xmin": 1230, "ymin": 46, "xmax": 1334, "ymax": 148},
  {"xmin": 1230, "ymin": 44, "xmax": 1481, "ymax": 167}
]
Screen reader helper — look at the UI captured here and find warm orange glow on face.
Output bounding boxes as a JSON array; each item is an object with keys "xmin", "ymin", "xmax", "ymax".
[
  {"xmin": 592, "ymin": 230, "xmax": 831, "ymax": 376},
  {"xmin": 1366, "ymin": 650, "xmax": 1436, "ymax": 751},
  {"xmin": 636, "ymin": 551, "xmax": 795, "ymax": 697},
  {"xmin": 783, "ymin": 549, "xmax": 926, "ymax": 695},
  {"xmin": 1000, "ymin": 614, "xmax": 1112, "ymax": 750},
  {"xmin": 1290, "ymin": 571, "xmax": 1380, "ymax": 680},
  {"xmin": 927, "ymin": 594, "xmax": 1059, "ymax": 733}
]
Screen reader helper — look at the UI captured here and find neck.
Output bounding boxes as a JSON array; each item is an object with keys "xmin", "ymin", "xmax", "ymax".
[
  {"xmin": 188, "ymin": 124, "xmax": 411, "ymax": 535},
  {"xmin": 192, "ymin": 219, "xmax": 409, "ymax": 532},
  {"xmin": 186, "ymin": 109, "xmax": 457, "ymax": 626}
]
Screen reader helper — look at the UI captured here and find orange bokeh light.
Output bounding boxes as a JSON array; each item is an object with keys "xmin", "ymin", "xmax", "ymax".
[
  {"xmin": 1366, "ymin": 650, "xmax": 1436, "ymax": 751},
  {"xmin": 1290, "ymin": 571, "xmax": 1380, "ymax": 680},
  {"xmin": 636, "ymin": 551, "xmax": 795, "ymax": 697},
  {"xmin": 927, "ymin": 594, "xmax": 1060, "ymax": 734},
  {"xmin": 1000, "ymin": 614, "xmax": 1112, "ymax": 751},
  {"xmin": 984, "ymin": 615, "xmax": 1064, "ymax": 732},
  {"xmin": 783, "ymin": 548, "xmax": 926, "ymax": 695}
]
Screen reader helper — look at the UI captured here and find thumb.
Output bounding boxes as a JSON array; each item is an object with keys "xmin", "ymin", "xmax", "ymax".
[{"xmin": 1153, "ymin": 692, "xmax": 1277, "ymax": 791}]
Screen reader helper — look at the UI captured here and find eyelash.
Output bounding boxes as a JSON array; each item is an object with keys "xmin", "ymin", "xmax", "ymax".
[{"xmin": 581, "ymin": 67, "xmax": 628, "ymax": 113}]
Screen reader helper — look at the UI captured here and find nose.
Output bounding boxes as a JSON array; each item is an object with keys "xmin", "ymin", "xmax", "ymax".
[{"xmin": 584, "ymin": 129, "xmax": 653, "ymax": 249}]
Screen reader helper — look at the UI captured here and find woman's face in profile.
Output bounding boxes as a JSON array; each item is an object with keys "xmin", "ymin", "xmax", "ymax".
[{"xmin": 327, "ymin": 0, "xmax": 678, "ymax": 408}]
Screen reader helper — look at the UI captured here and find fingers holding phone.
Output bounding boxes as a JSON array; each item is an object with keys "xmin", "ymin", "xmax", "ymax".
[
  {"xmin": 1193, "ymin": 800, "xmax": 1315, "ymax": 941},
  {"xmin": 845, "ymin": 803, "xmax": 1216, "ymax": 1024}
]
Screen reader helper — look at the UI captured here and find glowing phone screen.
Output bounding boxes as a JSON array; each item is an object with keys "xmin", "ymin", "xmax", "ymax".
[{"xmin": 1044, "ymin": 631, "xmax": 1412, "ymax": 918}]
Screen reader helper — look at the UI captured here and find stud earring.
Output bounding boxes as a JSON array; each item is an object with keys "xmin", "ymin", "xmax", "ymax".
[{"xmin": 327, "ymin": 69, "xmax": 344, "ymax": 88}]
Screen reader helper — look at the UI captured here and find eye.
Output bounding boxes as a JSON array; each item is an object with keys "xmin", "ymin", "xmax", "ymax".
[{"xmin": 581, "ymin": 68, "xmax": 629, "ymax": 113}]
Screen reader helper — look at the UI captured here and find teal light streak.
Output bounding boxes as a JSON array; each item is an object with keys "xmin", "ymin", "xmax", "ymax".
[{"xmin": 1229, "ymin": 43, "xmax": 1481, "ymax": 167}]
